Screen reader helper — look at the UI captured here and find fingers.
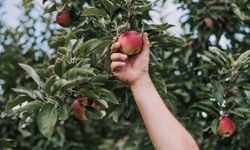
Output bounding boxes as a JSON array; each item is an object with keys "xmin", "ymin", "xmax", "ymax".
[
  {"xmin": 113, "ymin": 37, "xmax": 118, "ymax": 42},
  {"xmin": 110, "ymin": 53, "xmax": 127, "ymax": 72},
  {"xmin": 111, "ymin": 61, "xmax": 125, "ymax": 72},
  {"xmin": 111, "ymin": 42, "xmax": 121, "ymax": 53},
  {"xmin": 111, "ymin": 53, "xmax": 127, "ymax": 61},
  {"xmin": 141, "ymin": 32, "xmax": 150, "ymax": 55}
]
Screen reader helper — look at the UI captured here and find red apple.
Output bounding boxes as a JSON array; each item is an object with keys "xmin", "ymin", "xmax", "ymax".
[
  {"xmin": 79, "ymin": 96, "xmax": 100, "ymax": 109},
  {"xmin": 79, "ymin": 96, "xmax": 89, "ymax": 106},
  {"xmin": 56, "ymin": 10, "xmax": 72, "ymax": 27},
  {"xmin": 118, "ymin": 31, "xmax": 143, "ymax": 55},
  {"xmin": 217, "ymin": 117, "xmax": 235, "ymax": 137},
  {"xmin": 91, "ymin": 102, "xmax": 100, "ymax": 109},
  {"xmin": 204, "ymin": 17, "xmax": 213, "ymax": 29},
  {"xmin": 72, "ymin": 100, "xmax": 87, "ymax": 121}
]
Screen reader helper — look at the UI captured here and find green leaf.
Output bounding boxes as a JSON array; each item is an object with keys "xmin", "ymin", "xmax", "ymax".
[
  {"xmin": 12, "ymin": 88, "xmax": 36, "ymax": 99},
  {"xmin": 90, "ymin": 40, "xmax": 112, "ymax": 52},
  {"xmin": 96, "ymin": 99, "xmax": 109, "ymax": 109},
  {"xmin": 135, "ymin": 5, "xmax": 151, "ymax": 13},
  {"xmin": 107, "ymin": 92, "xmax": 119, "ymax": 104},
  {"xmin": 234, "ymin": 107, "xmax": 250, "ymax": 114},
  {"xmin": 166, "ymin": 36, "xmax": 185, "ymax": 47},
  {"xmin": 211, "ymin": 81, "xmax": 224, "ymax": 105},
  {"xmin": 87, "ymin": 39, "xmax": 112, "ymax": 55},
  {"xmin": 37, "ymin": 103, "xmax": 58, "ymax": 139},
  {"xmin": 153, "ymin": 23, "xmax": 174, "ymax": 32},
  {"xmin": 58, "ymin": 47, "xmax": 70, "ymax": 55},
  {"xmin": 74, "ymin": 39, "xmax": 100, "ymax": 57},
  {"xmin": 235, "ymin": 50, "xmax": 250, "ymax": 65},
  {"xmin": 208, "ymin": 47, "xmax": 230, "ymax": 65},
  {"xmin": 92, "ymin": 75, "xmax": 112, "ymax": 82},
  {"xmin": 109, "ymin": 107, "xmax": 124, "ymax": 123},
  {"xmin": 229, "ymin": 107, "xmax": 250, "ymax": 117},
  {"xmin": 75, "ymin": 77, "xmax": 92, "ymax": 84},
  {"xmin": 33, "ymin": 90, "xmax": 44, "ymax": 100},
  {"xmin": 51, "ymin": 79, "xmax": 76, "ymax": 94},
  {"xmin": 81, "ymin": 7, "xmax": 107, "ymax": 17},
  {"xmin": 5, "ymin": 95, "xmax": 30, "ymax": 113},
  {"xmin": 63, "ymin": 68, "xmax": 96, "ymax": 79},
  {"xmin": 211, "ymin": 118, "xmax": 219, "ymax": 135},
  {"xmin": 22, "ymin": 0, "xmax": 32, "ymax": 12},
  {"xmin": 198, "ymin": 53, "xmax": 216, "ymax": 65},
  {"xmin": 50, "ymin": 36, "xmax": 66, "ymax": 48},
  {"xmin": 230, "ymin": 3, "xmax": 245, "ymax": 20},
  {"xmin": 150, "ymin": 52, "xmax": 163, "ymax": 69},
  {"xmin": 203, "ymin": 51, "xmax": 225, "ymax": 67},
  {"xmin": 58, "ymin": 103, "xmax": 70, "ymax": 121},
  {"xmin": 79, "ymin": 89, "xmax": 99, "ymax": 98},
  {"xmin": 98, "ymin": 88, "xmax": 119, "ymax": 104},
  {"xmin": 103, "ymin": 0, "xmax": 113, "ymax": 10},
  {"xmin": 11, "ymin": 100, "xmax": 43, "ymax": 115},
  {"xmin": 243, "ymin": 119, "xmax": 250, "ymax": 127},
  {"xmin": 228, "ymin": 110, "xmax": 244, "ymax": 118},
  {"xmin": 54, "ymin": 61, "xmax": 66, "ymax": 78},
  {"xmin": 190, "ymin": 101, "xmax": 218, "ymax": 116},
  {"xmin": 44, "ymin": 4, "xmax": 56, "ymax": 13},
  {"xmin": 18, "ymin": 63, "xmax": 44, "ymax": 88},
  {"xmin": 88, "ymin": 109, "xmax": 106, "ymax": 120},
  {"xmin": 44, "ymin": 75, "xmax": 57, "ymax": 94},
  {"xmin": 18, "ymin": 112, "xmax": 32, "ymax": 138},
  {"xmin": 0, "ymin": 138, "xmax": 16, "ymax": 149}
]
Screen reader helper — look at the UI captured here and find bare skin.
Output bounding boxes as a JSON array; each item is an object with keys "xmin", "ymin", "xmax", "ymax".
[{"xmin": 110, "ymin": 33, "xmax": 199, "ymax": 150}]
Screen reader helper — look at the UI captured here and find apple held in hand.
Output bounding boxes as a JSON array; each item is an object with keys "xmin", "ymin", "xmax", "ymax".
[
  {"xmin": 56, "ymin": 10, "xmax": 72, "ymax": 27},
  {"xmin": 73, "ymin": 100, "xmax": 87, "ymax": 121},
  {"xmin": 118, "ymin": 31, "xmax": 143, "ymax": 55},
  {"xmin": 217, "ymin": 116, "xmax": 235, "ymax": 137}
]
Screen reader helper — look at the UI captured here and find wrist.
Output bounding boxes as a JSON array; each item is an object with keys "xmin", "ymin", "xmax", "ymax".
[{"xmin": 130, "ymin": 73, "xmax": 151, "ymax": 89}]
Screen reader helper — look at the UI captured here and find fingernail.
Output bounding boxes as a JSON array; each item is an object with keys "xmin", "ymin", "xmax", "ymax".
[
  {"xmin": 123, "ymin": 55, "xmax": 128, "ymax": 60},
  {"xmin": 121, "ymin": 62, "xmax": 126, "ymax": 66},
  {"xmin": 114, "ymin": 42, "xmax": 119, "ymax": 48},
  {"xmin": 113, "ymin": 37, "xmax": 118, "ymax": 42}
]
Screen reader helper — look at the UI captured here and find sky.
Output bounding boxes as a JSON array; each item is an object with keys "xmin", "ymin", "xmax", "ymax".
[
  {"xmin": 1, "ymin": 0, "xmax": 21, "ymax": 27},
  {"xmin": 1, "ymin": 0, "xmax": 45, "ymax": 27}
]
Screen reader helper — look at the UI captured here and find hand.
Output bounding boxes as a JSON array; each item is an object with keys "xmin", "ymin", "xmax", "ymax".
[{"xmin": 110, "ymin": 33, "xmax": 150, "ymax": 86}]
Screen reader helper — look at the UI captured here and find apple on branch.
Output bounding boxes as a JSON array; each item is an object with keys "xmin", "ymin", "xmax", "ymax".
[
  {"xmin": 56, "ymin": 10, "xmax": 72, "ymax": 27},
  {"xmin": 217, "ymin": 116, "xmax": 235, "ymax": 137},
  {"xmin": 203, "ymin": 17, "xmax": 213, "ymax": 29},
  {"xmin": 72, "ymin": 100, "xmax": 87, "ymax": 121}
]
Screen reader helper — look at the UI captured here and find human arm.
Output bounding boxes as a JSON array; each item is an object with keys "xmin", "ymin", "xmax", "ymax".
[
  {"xmin": 130, "ymin": 74, "xmax": 198, "ymax": 150},
  {"xmin": 110, "ymin": 33, "xmax": 199, "ymax": 150}
]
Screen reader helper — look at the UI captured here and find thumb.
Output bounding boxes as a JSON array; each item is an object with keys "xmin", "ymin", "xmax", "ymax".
[{"xmin": 141, "ymin": 32, "xmax": 150, "ymax": 55}]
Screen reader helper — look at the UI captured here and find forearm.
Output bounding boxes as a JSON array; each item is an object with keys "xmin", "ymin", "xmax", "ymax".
[{"xmin": 130, "ymin": 74, "xmax": 199, "ymax": 150}]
